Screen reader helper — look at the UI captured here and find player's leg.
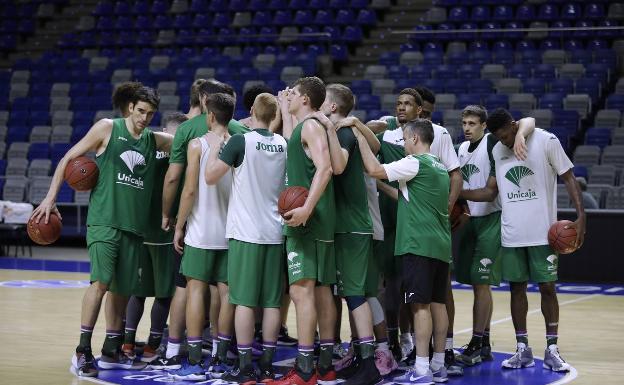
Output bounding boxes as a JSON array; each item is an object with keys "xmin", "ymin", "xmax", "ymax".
[
  {"xmin": 207, "ymin": 284, "xmax": 220, "ymax": 355},
  {"xmin": 316, "ymin": 240, "xmax": 339, "ymax": 384},
  {"xmin": 122, "ymin": 245, "xmax": 152, "ymax": 357},
  {"xmin": 213, "ymin": 250, "xmax": 235, "ymax": 376},
  {"xmin": 430, "ymin": 260, "xmax": 450, "ymax": 383},
  {"xmin": 501, "ymin": 247, "xmax": 534, "ymax": 369},
  {"xmin": 379, "ymin": 229, "xmax": 403, "ymax": 362}
]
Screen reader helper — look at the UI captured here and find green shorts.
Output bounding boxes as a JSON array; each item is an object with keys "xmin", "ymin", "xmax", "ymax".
[
  {"xmin": 379, "ymin": 228, "xmax": 401, "ymax": 279},
  {"xmin": 135, "ymin": 244, "xmax": 176, "ymax": 298},
  {"xmin": 456, "ymin": 212, "xmax": 502, "ymax": 286},
  {"xmin": 228, "ymin": 240, "xmax": 284, "ymax": 308},
  {"xmin": 286, "ymin": 236, "xmax": 336, "ymax": 286},
  {"xmin": 180, "ymin": 244, "xmax": 228, "ymax": 284},
  {"xmin": 365, "ymin": 240, "xmax": 381, "ymax": 297},
  {"xmin": 86, "ymin": 225, "xmax": 143, "ymax": 296},
  {"xmin": 335, "ymin": 233, "xmax": 372, "ymax": 297},
  {"xmin": 502, "ymin": 245, "xmax": 558, "ymax": 283}
]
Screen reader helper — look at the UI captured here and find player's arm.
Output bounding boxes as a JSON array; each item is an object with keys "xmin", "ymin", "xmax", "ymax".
[
  {"xmin": 205, "ymin": 132, "xmax": 236, "ymax": 185},
  {"xmin": 278, "ymin": 88, "xmax": 296, "ymax": 140},
  {"xmin": 309, "ymin": 112, "xmax": 348, "ymax": 175},
  {"xmin": 173, "ymin": 139, "xmax": 201, "ymax": 254},
  {"xmin": 376, "ymin": 180, "xmax": 398, "ymax": 201},
  {"xmin": 284, "ymin": 120, "xmax": 333, "ymax": 227},
  {"xmin": 353, "ymin": 127, "xmax": 388, "ymax": 180},
  {"xmin": 161, "ymin": 128, "xmax": 189, "ymax": 230},
  {"xmin": 460, "ymin": 175, "xmax": 498, "ymax": 202},
  {"xmin": 335, "ymin": 116, "xmax": 380, "ymax": 154},
  {"xmin": 448, "ymin": 168, "xmax": 462, "ymax": 212},
  {"xmin": 513, "ymin": 117, "xmax": 536, "ymax": 160},
  {"xmin": 437, "ymin": 127, "xmax": 462, "ymax": 211},
  {"xmin": 31, "ymin": 119, "xmax": 112, "ymax": 224},
  {"xmin": 153, "ymin": 131, "xmax": 174, "ymax": 152},
  {"xmin": 560, "ymin": 169, "xmax": 586, "ymax": 248},
  {"xmin": 269, "ymin": 103, "xmax": 283, "ymax": 134},
  {"xmin": 366, "ymin": 119, "xmax": 388, "ymax": 135}
]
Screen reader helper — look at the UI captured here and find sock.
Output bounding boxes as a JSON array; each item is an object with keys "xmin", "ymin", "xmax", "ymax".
[
  {"xmin": 212, "ymin": 338, "xmax": 219, "ymax": 357},
  {"xmin": 388, "ymin": 327, "xmax": 399, "ymax": 345},
  {"xmin": 483, "ymin": 329, "xmax": 491, "ymax": 346},
  {"xmin": 260, "ymin": 341, "xmax": 277, "ymax": 368},
  {"xmin": 78, "ymin": 325, "xmax": 94, "ymax": 351},
  {"xmin": 470, "ymin": 332, "xmax": 483, "ymax": 348},
  {"xmin": 546, "ymin": 334, "xmax": 558, "ymax": 348},
  {"xmin": 147, "ymin": 329, "xmax": 163, "ymax": 349},
  {"xmin": 353, "ymin": 338, "xmax": 361, "ymax": 357},
  {"xmin": 515, "ymin": 330, "xmax": 528, "ymax": 346},
  {"xmin": 217, "ymin": 334, "xmax": 232, "ymax": 361},
  {"xmin": 415, "ymin": 356, "xmax": 429, "ymax": 374},
  {"xmin": 238, "ymin": 345, "xmax": 253, "ymax": 370},
  {"xmin": 319, "ymin": 340, "xmax": 334, "ymax": 369},
  {"xmin": 400, "ymin": 332, "xmax": 413, "ymax": 345},
  {"xmin": 124, "ymin": 327, "xmax": 136, "ymax": 345},
  {"xmin": 376, "ymin": 339, "xmax": 389, "ymax": 352},
  {"xmin": 359, "ymin": 337, "xmax": 375, "ymax": 360},
  {"xmin": 188, "ymin": 337, "xmax": 203, "ymax": 364},
  {"xmin": 166, "ymin": 338, "xmax": 181, "ymax": 359},
  {"xmin": 296, "ymin": 345, "xmax": 315, "ymax": 374},
  {"xmin": 102, "ymin": 330, "xmax": 122, "ymax": 357},
  {"xmin": 431, "ymin": 352, "xmax": 445, "ymax": 371},
  {"xmin": 445, "ymin": 335, "xmax": 454, "ymax": 350}
]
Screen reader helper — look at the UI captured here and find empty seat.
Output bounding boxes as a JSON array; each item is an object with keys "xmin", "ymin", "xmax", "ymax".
[
  {"xmin": 442, "ymin": 109, "xmax": 462, "ymax": 130},
  {"xmin": 574, "ymin": 145, "xmax": 601, "ymax": 167},
  {"xmin": 590, "ymin": 165, "xmax": 617, "ymax": 185},
  {"xmin": 371, "ymin": 79, "xmax": 395, "ymax": 96},
  {"xmin": 51, "ymin": 125, "xmax": 72, "ymax": 143},
  {"xmin": 602, "ymin": 145, "xmax": 624, "ymax": 169},
  {"xmin": 160, "ymin": 95, "xmax": 180, "ymax": 111},
  {"xmin": 364, "ymin": 65, "xmax": 387, "ymax": 80},
  {"xmin": 436, "ymin": 94, "xmax": 457, "ymax": 111},
  {"xmin": 10, "ymin": 84, "xmax": 29, "ymax": 101},
  {"xmin": 542, "ymin": 50, "xmax": 566, "ymax": 67},
  {"xmin": 52, "ymin": 111, "xmax": 73, "ymax": 126},
  {"xmin": 253, "ymin": 54, "xmax": 276, "ymax": 70},
  {"xmin": 509, "ymin": 94, "xmax": 536, "ymax": 115},
  {"xmin": 350, "ymin": 109, "xmax": 367, "ymax": 122},
  {"xmin": 530, "ymin": 109, "xmax": 553, "ymax": 129},
  {"xmin": 157, "ymin": 81, "xmax": 177, "ymax": 95},
  {"xmin": 29, "ymin": 126, "xmax": 51, "ymax": 142},
  {"xmin": 399, "ymin": 52, "xmax": 423, "ymax": 66},
  {"xmin": 7, "ymin": 142, "xmax": 30, "ymax": 159},
  {"xmin": 280, "ymin": 66, "xmax": 304, "ymax": 84},
  {"xmin": 380, "ymin": 94, "xmax": 398, "ymax": 111},
  {"xmin": 595, "ymin": 110, "xmax": 621, "ymax": 129},
  {"xmin": 6, "ymin": 158, "xmax": 29, "ymax": 176},
  {"xmin": 606, "ymin": 187, "xmax": 624, "ymax": 209},
  {"xmin": 195, "ymin": 67, "xmax": 215, "ymax": 79},
  {"xmin": 111, "ymin": 69, "xmax": 132, "ymax": 84},
  {"xmin": 94, "ymin": 110, "xmax": 115, "ymax": 122},
  {"xmin": 559, "ymin": 63, "xmax": 585, "ymax": 80},
  {"xmin": 495, "ymin": 78, "xmax": 522, "ymax": 94},
  {"xmin": 28, "ymin": 159, "xmax": 51, "ymax": 177},
  {"xmin": 51, "ymin": 83, "xmax": 71, "ymax": 97},
  {"xmin": 29, "ymin": 176, "xmax": 52, "ymax": 203},
  {"xmin": 50, "ymin": 97, "xmax": 71, "ymax": 112},
  {"xmin": 586, "ymin": 184, "xmax": 612, "ymax": 208},
  {"xmin": 2, "ymin": 177, "xmax": 28, "ymax": 202},
  {"xmin": 481, "ymin": 64, "xmax": 506, "ymax": 80},
  {"xmin": 563, "ymin": 94, "xmax": 591, "ymax": 119},
  {"xmin": 10, "ymin": 70, "xmax": 30, "ymax": 84}
]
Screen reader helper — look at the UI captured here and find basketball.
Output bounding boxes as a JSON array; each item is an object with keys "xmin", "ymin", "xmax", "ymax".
[
  {"xmin": 64, "ymin": 156, "xmax": 99, "ymax": 191},
  {"xmin": 278, "ymin": 186, "xmax": 309, "ymax": 217},
  {"xmin": 27, "ymin": 213, "xmax": 62, "ymax": 245},
  {"xmin": 548, "ymin": 220, "xmax": 578, "ymax": 254}
]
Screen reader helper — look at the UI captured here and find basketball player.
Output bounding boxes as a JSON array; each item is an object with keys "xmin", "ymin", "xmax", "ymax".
[
  {"xmin": 238, "ymin": 84, "xmax": 282, "ymax": 133},
  {"xmin": 355, "ymin": 118, "xmax": 452, "ymax": 384},
  {"xmin": 32, "ymin": 86, "xmax": 172, "ymax": 377},
  {"xmin": 112, "ymin": 81, "xmax": 143, "ymax": 117},
  {"xmin": 121, "ymin": 112, "xmax": 188, "ymax": 363},
  {"xmin": 273, "ymin": 77, "xmax": 336, "ymax": 385},
  {"xmin": 201, "ymin": 93, "xmax": 288, "ymax": 383},
  {"xmin": 169, "ymin": 93, "xmax": 235, "ymax": 381},
  {"xmin": 460, "ymin": 108, "xmax": 585, "ymax": 372},
  {"xmin": 454, "ymin": 106, "xmax": 535, "ymax": 366}
]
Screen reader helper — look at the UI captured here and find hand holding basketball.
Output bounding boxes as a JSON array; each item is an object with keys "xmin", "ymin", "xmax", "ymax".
[
  {"xmin": 548, "ymin": 220, "xmax": 583, "ymax": 254},
  {"xmin": 279, "ymin": 186, "xmax": 310, "ymax": 226},
  {"xmin": 31, "ymin": 197, "xmax": 62, "ymax": 226},
  {"xmin": 27, "ymin": 212, "xmax": 62, "ymax": 245}
]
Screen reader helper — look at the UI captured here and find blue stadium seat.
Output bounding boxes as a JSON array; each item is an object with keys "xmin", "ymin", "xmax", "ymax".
[
  {"xmin": 575, "ymin": 78, "xmax": 601, "ymax": 103},
  {"xmin": 523, "ymin": 78, "xmax": 546, "ymax": 97},
  {"xmin": 423, "ymin": 51, "xmax": 443, "ymax": 65},
  {"xmin": 540, "ymin": 93, "xmax": 564, "ymax": 110},
  {"xmin": 484, "ymin": 94, "xmax": 509, "ymax": 110},
  {"xmin": 113, "ymin": 1, "xmax": 131, "ymax": 15},
  {"xmin": 434, "ymin": 65, "xmax": 456, "ymax": 80},
  {"xmin": 190, "ymin": 0, "xmax": 209, "ymax": 13},
  {"xmin": 151, "ymin": 0, "xmax": 169, "ymax": 14},
  {"xmin": 457, "ymin": 64, "xmax": 480, "ymax": 80},
  {"xmin": 351, "ymin": 80, "xmax": 372, "ymax": 95},
  {"xmin": 314, "ymin": 10, "xmax": 333, "ymax": 25},
  {"xmin": 212, "ymin": 13, "xmax": 230, "ymax": 28},
  {"xmin": 493, "ymin": 5, "xmax": 513, "ymax": 21},
  {"xmin": 560, "ymin": 3, "xmax": 582, "ymax": 20},
  {"xmin": 411, "ymin": 65, "xmax": 432, "ymax": 81},
  {"xmin": 445, "ymin": 79, "xmax": 466, "ymax": 94},
  {"xmin": 550, "ymin": 21, "xmax": 570, "ymax": 38},
  {"xmin": 269, "ymin": 0, "xmax": 288, "ymax": 9},
  {"xmin": 448, "ymin": 6, "xmax": 468, "ymax": 22},
  {"xmin": 329, "ymin": 44, "xmax": 348, "ymax": 61},
  {"xmin": 131, "ymin": 0, "xmax": 150, "ymax": 15},
  {"xmin": 538, "ymin": 4, "xmax": 558, "ymax": 21},
  {"xmin": 534, "ymin": 64, "xmax": 556, "ymax": 80},
  {"xmin": 520, "ymin": 50, "xmax": 541, "ymax": 65},
  {"xmin": 309, "ymin": 0, "xmax": 329, "ymax": 9},
  {"xmin": 471, "ymin": 6, "xmax": 490, "ymax": 22},
  {"xmin": 357, "ymin": 94, "xmax": 381, "ymax": 110},
  {"xmin": 356, "ymin": 9, "xmax": 377, "ymax": 26},
  {"xmin": 552, "ymin": 110, "xmax": 579, "ymax": 131},
  {"xmin": 469, "ymin": 79, "xmax": 493, "ymax": 96},
  {"xmin": 572, "ymin": 166, "xmax": 588, "ymax": 179},
  {"xmin": 273, "ymin": 10, "xmax": 292, "ymax": 26},
  {"xmin": 574, "ymin": 20, "xmax": 594, "ymax": 39},
  {"xmin": 294, "ymin": 10, "xmax": 314, "ymax": 25},
  {"xmin": 469, "ymin": 50, "xmax": 491, "ymax": 65},
  {"xmin": 508, "ymin": 64, "xmax": 531, "ymax": 79},
  {"xmin": 287, "ymin": 0, "xmax": 306, "ymax": 9},
  {"xmin": 342, "ymin": 26, "xmax": 363, "ymax": 42},
  {"xmin": 28, "ymin": 143, "xmax": 50, "ymax": 160},
  {"xmin": 551, "ymin": 78, "xmax": 574, "ymax": 94},
  {"xmin": 457, "ymin": 93, "xmax": 481, "ymax": 108},
  {"xmin": 93, "ymin": 1, "xmax": 113, "ymax": 16},
  {"xmin": 30, "ymin": 111, "xmax": 50, "ymax": 126},
  {"xmin": 606, "ymin": 95, "xmax": 624, "ymax": 110},
  {"xmin": 422, "ymin": 79, "xmax": 445, "ymax": 94},
  {"xmin": 516, "ymin": 4, "xmax": 535, "ymax": 21},
  {"xmin": 380, "ymin": 52, "xmax": 400, "ymax": 66},
  {"xmin": 585, "ymin": 128, "xmax": 611, "ymax": 148},
  {"xmin": 329, "ymin": 0, "xmax": 349, "ymax": 9}
]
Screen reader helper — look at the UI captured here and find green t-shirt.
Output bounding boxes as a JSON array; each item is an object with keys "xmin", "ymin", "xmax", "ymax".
[
  {"xmin": 144, "ymin": 148, "xmax": 173, "ymax": 243},
  {"xmin": 283, "ymin": 119, "xmax": 335, "ymax": 241},
  {"xmin": 383, "ymin": 153, "xmax": 451, "ymax": 262},
  {"xmin": 87, "ymin": 118, "xmax": 156, "ymax": 236},
  {"xmin": 219, "ymin": 128, "xmax": 273, "ymax": 167},
  {"xmin": 334, "ymin": 127, "xmax": 372, "ymax": 234},
  {"xmin": 376, "ymin": 127, "xmax": 405, "ymax": 229}
]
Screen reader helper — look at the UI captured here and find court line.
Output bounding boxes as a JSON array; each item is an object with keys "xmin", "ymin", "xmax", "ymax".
[{"xmin": 455, "ymin": 293, "xmax": 601, "ymax": 335}]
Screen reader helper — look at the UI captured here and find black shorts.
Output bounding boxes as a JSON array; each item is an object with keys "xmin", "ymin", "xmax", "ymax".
[
  {"xmin": 174, "ymin": 252, "xmax": 187, "ymax": 288},
  {"xmin": 401, "ymin": 254, "xmax": 449, "ymax": 305}
]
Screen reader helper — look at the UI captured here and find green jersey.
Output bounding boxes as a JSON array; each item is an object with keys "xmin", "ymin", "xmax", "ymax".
[
  {"xmin": 87, "ymin": 118, "xmax": 156, "ymax": 236},
  {"xmin": 376, "ymin": 127, "xmax": 405, "ymax": 229},
  {"xmin": 284, "ymin": 118, "xmax": 335, "ymax": 241},
  {"xmin": 385, "ymin": 116, "xmax": 399, "ymax": 131},
  {"xmin": 334, "ymin": 127, "xmax": 372, "ymax": 234},
  {"xmin": 383, "ymin": 153, "xmax": 451, "ymax": 262},
  {"xmin": 144, "ymin": 147, "xmax": 173, "ymax": 243}
]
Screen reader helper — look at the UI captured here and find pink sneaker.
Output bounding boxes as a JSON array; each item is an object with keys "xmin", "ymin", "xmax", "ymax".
[
  {"xmin": 334, "ymin": 346, "xmax": 355, "ymax": 371},
  {"xmin": 374, "ymin": 348, "xmax": 398, "ymax": 376}
]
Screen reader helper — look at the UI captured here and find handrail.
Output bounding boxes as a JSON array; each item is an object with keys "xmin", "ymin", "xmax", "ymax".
[{"xmin": 390, "ymin": 25, "xmax": 624, "ymax": 36}]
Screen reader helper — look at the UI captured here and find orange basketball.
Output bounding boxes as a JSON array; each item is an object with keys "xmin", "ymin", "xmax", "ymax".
[
  {"xmin": 548, "ymin": 220, "xmax": 578, "ymax": 254},
  {"xmin": 278, "ymin": 186, "xmax": 309, "ymax": 218},
  {"xmin": 64, "ymin": 156, "xmax": 99, "ymax": 191},
  {"xmin": 27, "ymin": 213, "xmax": 62, "ymax": 245}
]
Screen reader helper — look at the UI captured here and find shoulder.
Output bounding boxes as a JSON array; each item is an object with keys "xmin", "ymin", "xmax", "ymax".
[
  {"xmin": 188, "ymin": 137, "xmax": 203, "ymax": 152},
  {"xmin": 432, "ymin": 123, "xmax": 451, "ymax": 139},
  {"xmin": 93, "ymin": 118, "xmax": 114, "ymax": 130}
]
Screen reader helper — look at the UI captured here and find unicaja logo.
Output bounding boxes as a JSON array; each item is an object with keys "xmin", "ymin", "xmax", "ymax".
[
  {"xmin": 480, "ymin": 258, "xmax": 492, "ymax": 267},
  {"xmin": 504, "ymin": 166, "xmax": 534, "ymax": 187},
  {"xmin": 120, "ymin": 150, "xmax": 146, "ymax": 173},
  {"xmin": 461, "ymin": 164, "xmax": 480, "ymax": 183}
]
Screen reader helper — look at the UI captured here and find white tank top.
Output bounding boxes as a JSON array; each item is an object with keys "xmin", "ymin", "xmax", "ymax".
[
  {"xmin": 226, "ymin": 131, "xmax": 287, "ymax": 244},
  {"xmin": 458, "ymin": 133, "xmax": 501, "ymax": 217},
  {"xmin": 365, "ymin": 175, "xmax": 384, "ymax": 241},
  {"xmin": 184, "ymin": 137, "xmax": 231, "ymax": 249}
]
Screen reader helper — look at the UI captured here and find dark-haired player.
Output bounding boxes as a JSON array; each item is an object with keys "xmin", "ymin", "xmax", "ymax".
[
  {"xmin": 32, "ymin": 86, "xmax": 173, "ymax": 377},
  {"xmin": 112, "ymin": 81, "xmax": 143, "ymax": 117},
  {"xmin": 460, "ymin": 108, "xmax": 585, "ymax": 373}
]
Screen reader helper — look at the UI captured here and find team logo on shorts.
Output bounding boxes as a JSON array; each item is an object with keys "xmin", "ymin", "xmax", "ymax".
[
  {"xmin": 478, "ymin": 258, "xmax": 492, "ymax": 273},
  {"xmin": 287, "ymin": 252, "xmax": 301, "ymax": 274},
  {"xmin": 547, "ymin": 254, "xmax": 558, "ymax": 271}
]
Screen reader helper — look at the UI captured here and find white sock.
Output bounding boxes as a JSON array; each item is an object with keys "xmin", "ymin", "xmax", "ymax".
[
  {"xmin": 400, "ymin": 333, "xmax": 413, "ymax": 344},
  {"xmin": 415, "ymin": 356, "xmax": 429, "ymax": 374},
  {"xmin": 431, "ymin": 352, "xmax": 445, "ymax": 371},
  {"xmin": 166, "ymin": 342, "xmax": 180, "ymax": 359},
  {"xmin": 376, "ymin": 341, "xmax": 389, "ymax": 351},
  {"xmin": 212, "ymin": 339, "xmax": 219, "ymax": 357},
  {"xmin": 445, "ymin": 337, "xmax": 453, "ymax": 350},
  {"xmin": 517, "ymin": 342, "xmax": 527, "ymax": 349}
]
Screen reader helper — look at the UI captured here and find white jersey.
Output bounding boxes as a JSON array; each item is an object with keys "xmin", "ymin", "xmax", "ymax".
[
  {"xmin": 185, "ymin": 137, "xmax": 231, "ymax": 249},
  {"xmin": 458, "ymin": 133, "xmax": 501, "ymax": 217},
  {"xmin": 365, "ymin": 175, "xmax": 384, "ymax": 241},
  {"xmin": 492, "ymin": 129, "xmax": 573, "ymax": 247},
  {"xmin": 225, "ymin": 130, "xmax": 287, "ymax": 244}
]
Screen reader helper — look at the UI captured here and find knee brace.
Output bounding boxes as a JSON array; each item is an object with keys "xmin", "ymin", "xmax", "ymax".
[
  {"xmin": 345, "ymin": 295, "xmax": 367, "ymax": 311},
  {"xmin": 367, "ymin": 297, "xmax": 385, "ymax": 326}
]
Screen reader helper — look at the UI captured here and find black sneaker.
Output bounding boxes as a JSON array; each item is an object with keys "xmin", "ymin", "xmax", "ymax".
[
  {"xmin": 149, "ymin": 355, "xmax": 182, "ymax": 370},
  {"xmin": 457, "ymin": 342, "xmax": 482, "ymax": 366},
  {"xmin": 277, "ymin": 326, "xmax": 298, "ymax": 346},
  {"xmin": 258, "ymin": 363, "xmax": 275, "ymax": 383},
  {"xmin": 72, "ymin": 348, "xmax": 98, "ymax": 377},
  {"xmin": 337, "ymin": 356, "xmax": 360, "ymax": 380},
  {"xmin": 402, "ymin": 348, "xmax": 416, "ymax": 367},
  {"xmin": 389, "ymin": 343, "xmax": 402, "ymax": 364},
  {"xmin": 98, "ymin": 350, "xmax": 147, "ymax": 370},
  {"xmin": 444, "ymin": 349, "xmax": 463, "ymax": 376},
  {"xmin": 222, "ymin": 365, "xmax": 257, "ymax": 385},
  {"xmin": 344, "ymin": 357, "xmax": 381, "ymax": 385},
  {"xmin": 480, "ymin": 344, "xmax": 494, "ymax": 361}
]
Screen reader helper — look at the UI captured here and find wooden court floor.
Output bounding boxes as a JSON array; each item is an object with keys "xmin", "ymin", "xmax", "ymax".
[{"xmin": 0, "ymin": 268, "xmax": 622, "ymax": 385}]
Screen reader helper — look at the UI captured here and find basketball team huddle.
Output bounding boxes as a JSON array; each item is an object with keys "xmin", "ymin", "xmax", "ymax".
[{"xmin": 31, "ymin": 76, "xmax": 586, "ymax": 385}]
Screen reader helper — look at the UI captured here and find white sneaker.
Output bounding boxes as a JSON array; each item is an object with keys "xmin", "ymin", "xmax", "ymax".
[
  {"xmin": 501, "ymin": 345, "xmax": 535, "ymax": 369},
  {"xmin": 400, "ymin": 335, "xmax": 414, "ymax": 360},
  {"xmin": 543, "ymin": 345, "xmax": 571, "ymax": 372}
]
